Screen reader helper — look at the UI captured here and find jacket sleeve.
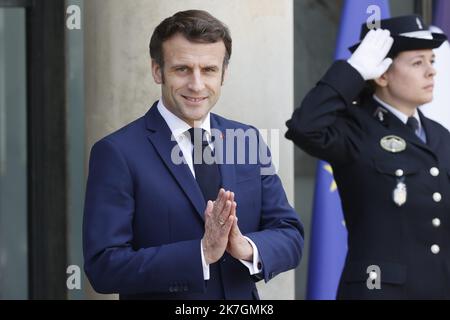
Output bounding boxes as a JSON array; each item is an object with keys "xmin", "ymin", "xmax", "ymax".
[
  {"xmin": 244, "ymin": 128, "xmax": 305, "ymax": 283},
  {"xmin": 83, "ymin": 138, "xmax": 205, "ymax": 295},
  {"xmin": 285, "ymin": 60, "xmax": 367, "ymax": 166}
]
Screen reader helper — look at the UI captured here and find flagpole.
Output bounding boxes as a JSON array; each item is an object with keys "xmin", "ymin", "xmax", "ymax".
[{"xmin": 416, "ymin": 0, "xmax": 433, "ymax": 25}]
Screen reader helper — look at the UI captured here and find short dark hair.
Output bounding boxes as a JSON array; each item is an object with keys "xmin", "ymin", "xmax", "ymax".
[{"xmin": 149, "ymin": 10, "xmax": 232, "ymax": 69}]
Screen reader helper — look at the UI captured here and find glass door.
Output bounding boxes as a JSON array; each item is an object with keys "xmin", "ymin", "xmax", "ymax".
[{"xmin": 0, "ymin": 7, "xmax": 27, "ymax": 299}]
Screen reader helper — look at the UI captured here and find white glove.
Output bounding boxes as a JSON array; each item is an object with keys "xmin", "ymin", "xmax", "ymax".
[{"xmin": 347, "ymin": 29, "xmax": 394, "ymax": 80}]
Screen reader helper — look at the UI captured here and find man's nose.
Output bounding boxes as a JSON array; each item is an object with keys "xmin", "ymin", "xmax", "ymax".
[{"xmin": 187, "ymin": 70, "xmax": 205, "ymax": 92}]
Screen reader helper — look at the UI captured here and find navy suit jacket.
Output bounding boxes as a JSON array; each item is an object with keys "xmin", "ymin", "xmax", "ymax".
[{"xmin": 83, "ymin": 102, "xmax": 304, "ymax": 299}]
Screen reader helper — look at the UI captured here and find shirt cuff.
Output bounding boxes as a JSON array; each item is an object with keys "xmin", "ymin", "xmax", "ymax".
[
  {"xmin": 239, "ymin": 236, "xmax": 263, "ymax": 275},
  {"xmin": 200, "ymin": 240, "xmax": 210, "ymax": 280}
]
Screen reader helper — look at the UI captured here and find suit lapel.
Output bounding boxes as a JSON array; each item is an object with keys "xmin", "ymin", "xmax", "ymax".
[
  {"xmin": 211, "ymin": 114, "xmax": 236, "ymax": 194},
  {"xmin": 145, "ymin": 103, "xmax": 206, "ymax": 221}
]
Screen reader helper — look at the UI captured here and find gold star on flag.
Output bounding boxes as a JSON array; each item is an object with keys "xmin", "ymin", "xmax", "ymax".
[{"xmin": 323, "ymin": 164, "xmax": 337, "ymax": 192}]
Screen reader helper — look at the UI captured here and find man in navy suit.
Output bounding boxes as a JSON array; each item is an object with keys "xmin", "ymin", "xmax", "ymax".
[{"xmin": 83, "ymin": 9, "xmax": 303, "ymax": 300}]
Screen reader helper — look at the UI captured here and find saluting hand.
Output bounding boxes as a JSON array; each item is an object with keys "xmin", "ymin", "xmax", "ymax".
[{"xmin": 347, "ymin": 28, "xmax": 394, "ymax": 80}]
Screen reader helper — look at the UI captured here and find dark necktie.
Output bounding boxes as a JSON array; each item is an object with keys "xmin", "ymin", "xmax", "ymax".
[
  {"xmin": 187, "ymin": 128, "xmax": 221, "ymax": 203},
  {"xmin": 406, "ymin": 116, "xmax": 419, "ymax": 135}
]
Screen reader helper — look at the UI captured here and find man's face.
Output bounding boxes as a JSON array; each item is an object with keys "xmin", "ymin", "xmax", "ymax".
[{"xmin": 152, "ymin": 33, "xmax": 227, "ymax": 127}]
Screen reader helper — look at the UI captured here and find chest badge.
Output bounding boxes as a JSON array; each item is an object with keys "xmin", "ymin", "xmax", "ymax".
[
  {"xmin": 393, "ymin": 181, "xmax": 407, "ymax": 207},
  {"xmin": 380, "ymin": 135, "xmax": 406, "ymax": 153}
]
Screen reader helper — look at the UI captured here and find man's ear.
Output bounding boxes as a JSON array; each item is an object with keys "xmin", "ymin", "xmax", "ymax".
[
  {"xmin": 221, "ymin": 64, "xmax": 228, "ymax": 85},
  {"xmin": 374, "ymin": 71, "xmax": 389, "ymax": 88},
  {"xmin": 151, "ymin": 59, "xmax": 163, "ymax": 84}
]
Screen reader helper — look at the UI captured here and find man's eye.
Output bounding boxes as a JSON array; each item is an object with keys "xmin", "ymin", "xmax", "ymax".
[
  {"xmin": 413, "ymin": 61, "xmax": 422, "ymax": 66},
  {"xmin": 430, "ymin": 59, "xmax": 435, "ymax": 65},
  {"xmin": 176, "ymin": 67, "xmax": 188, "ymax": 72}
]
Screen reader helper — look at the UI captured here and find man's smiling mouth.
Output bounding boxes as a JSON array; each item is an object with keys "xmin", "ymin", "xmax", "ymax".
[{"xmin": 182, "ymin": 95, "xmax": 207, "ymax": 103}]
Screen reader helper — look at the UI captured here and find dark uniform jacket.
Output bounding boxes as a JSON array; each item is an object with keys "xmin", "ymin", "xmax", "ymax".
[{"xmin": 286, "ymin": 60, "xmax": 450, "ymax": 299}]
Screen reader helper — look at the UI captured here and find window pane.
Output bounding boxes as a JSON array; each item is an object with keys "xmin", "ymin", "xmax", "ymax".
[{"xmin": 0, "ymin": 7, "xmax": 27, "ymax": 299}]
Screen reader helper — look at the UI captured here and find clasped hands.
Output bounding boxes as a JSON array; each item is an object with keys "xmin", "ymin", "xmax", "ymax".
[{"xmin": 201, "ymin": 188, "xmax": 254, "ymax": 264}]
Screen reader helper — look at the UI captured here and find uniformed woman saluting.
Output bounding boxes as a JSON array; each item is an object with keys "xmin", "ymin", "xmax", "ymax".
[{"xmin": 286, "ymin": 15, "xmax": 450, "ymax": 299}]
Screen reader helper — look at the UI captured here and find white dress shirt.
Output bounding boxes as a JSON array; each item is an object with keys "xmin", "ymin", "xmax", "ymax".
[
  {"xmin": 373, "ymin": 94, "xmax": 427, "ymax": 142},
  {"xmin": 157, "ymin": 100, "xmax": 262, "ymax": 280}
]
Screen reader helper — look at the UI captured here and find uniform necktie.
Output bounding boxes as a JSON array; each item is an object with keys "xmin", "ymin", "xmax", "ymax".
[
  {"xmin": 406, "ymin": 116, "xmax": 427, "ymax": 143},
  {"xmin": 187, "ymin": 128, "xmax": 221, "ymax": 202},
  {"xmin": 406, "ymin": 116, "xmax": 419, "ymax": 135}
]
